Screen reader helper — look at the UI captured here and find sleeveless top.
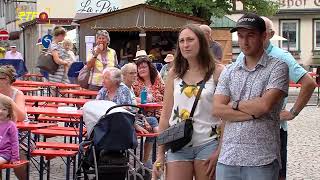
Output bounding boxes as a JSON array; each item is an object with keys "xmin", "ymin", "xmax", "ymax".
[
  {"xmin": 169, "ymin": 75, "xmax": 221, "ymax": 147},
  {"xmin": 12, "ymin": 88, "xmax": 28, "ymax": 122}
]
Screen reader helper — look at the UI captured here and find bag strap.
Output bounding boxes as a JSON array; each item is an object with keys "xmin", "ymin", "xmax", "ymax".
[{"xmin": 189, "ymin": 73, "xmax": 209, "ymax": 118}]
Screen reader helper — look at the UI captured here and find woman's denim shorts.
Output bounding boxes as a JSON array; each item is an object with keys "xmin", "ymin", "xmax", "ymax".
[{"xmin": 166, "ymin": 139, "xmax": 218, "ymax": 162}]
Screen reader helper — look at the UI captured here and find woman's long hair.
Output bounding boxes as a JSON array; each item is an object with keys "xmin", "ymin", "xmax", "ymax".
[
  {"xmin": 135, "ymin": 56, "xmax": 158, "ymax": 85},
  {"xmin": 174, "ymin": 24, "xmax": 216, "ymax": 81}
]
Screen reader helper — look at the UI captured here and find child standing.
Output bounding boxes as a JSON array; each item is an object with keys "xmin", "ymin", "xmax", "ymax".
[
  {"xmin": 0, "ymin": 95, "xmax": 19, "ymax": 165},
  {"xmin": 62, "ymin": 39, "xmax": 76, "ymax": 81}
]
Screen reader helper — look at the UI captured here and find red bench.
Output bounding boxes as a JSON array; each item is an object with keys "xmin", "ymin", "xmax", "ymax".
[
  {"xmin": 31, "ymin": 149, "xmax": 77, "ymax": 180},
  {"xmin": 0, "ymin": 160, "xmax": 28, "ymax": 170},
  {"xmin": 36, "ymin": 142, "xmax": 80, "ymax": 151},
  {"xmin": 47, "ymin": 126, "xmax": 87, "ymax": 133},
  {"xmin": 0, "ymin": 160, "xmax": 29, "ymax": 180},
  {"xmin": 30, "ymin": 116, "xmax": 80, "ymax": 123}
]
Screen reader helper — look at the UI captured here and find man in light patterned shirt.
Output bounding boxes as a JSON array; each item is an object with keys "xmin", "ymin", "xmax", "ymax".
[{"xmin": 213, "ymin": 13, "xmax": 289, "ymax": 179}]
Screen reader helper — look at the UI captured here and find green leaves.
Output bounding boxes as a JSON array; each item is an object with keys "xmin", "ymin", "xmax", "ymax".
[
  {"xmin": 243, "ymin": 0, "xmax": 280, "ymax": 16},
  {"xmin": 147, "ymin": 0, "xmax": 279, "ymax": 22}
]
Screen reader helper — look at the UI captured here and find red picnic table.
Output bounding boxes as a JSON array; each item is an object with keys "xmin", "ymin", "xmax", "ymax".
[
  {"xmin": 14, "ymin": 80, "xmax": 80, "ymax": 96},
  {"xmin": 137, "ymin": 102, "xmax": 163, "ymax": 109},
  {"xmin": 136, "ymin": 132, "xmax": 159, "ymax": 163},
  {"xmin": 16, "ymin": 122, "xmax": 58, "ymax": 131},
  {"xmin": 15, "ymin": 86, "xmax": 41, "ymax": 94},
  {"xmin": 59, "ymin": 89, "xmax": 98, "ymax": 98},
  {"xmin": 13, "ymin": 80, "xmax": 79, "ymax": 88},
  {"xmin": 26, "ymin": 106, "xmax": 83, "ymax": 118},
  {"xmin": 13, "ymin": 80, "xmax": 53, "ymax": 86},
  {"xmin": 25, "ymin": 95, "xmax": 91, "ymax": 107},
  {"xmin": 26, "ymin": 106, "xmax": 84, "ymax": 143},
  {"xmin": 16, "ymin": 122, "xmax": 58, "ymax": 180},
  {"xmin": 32, "ymin": 129, "xmax": 81, "ymax": 137}
]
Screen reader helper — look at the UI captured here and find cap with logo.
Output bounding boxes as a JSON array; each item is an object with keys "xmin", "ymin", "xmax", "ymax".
[{"xmin": 230, "ymin": 13, "xmax": 266, "ymax": 33}]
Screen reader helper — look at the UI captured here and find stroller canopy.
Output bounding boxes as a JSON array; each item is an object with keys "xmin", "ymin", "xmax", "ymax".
[
  {"xmin": 83, "ymin": 100, "xmax": 133, "ymax": 138},
  {"xmin": 83, "ymin": 100, "xmax": 138, "ymax": 151}
]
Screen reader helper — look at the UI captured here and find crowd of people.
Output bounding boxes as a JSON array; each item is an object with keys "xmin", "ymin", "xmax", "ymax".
[{"xmin": 0, "ymin": 12, "xmax": 318, "ymax": 180}]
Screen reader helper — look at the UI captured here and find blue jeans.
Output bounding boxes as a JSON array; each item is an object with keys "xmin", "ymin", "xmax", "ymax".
[
  {"xmin": 216, "ymin": 160, "xmax": 279, "ymax": 180},
  {"xmin": 145, "ymin": 117, "xmax": 158, "ymax": 143},
  {"xmin": 166, "ymin": 139, "xmax": 218, "ymax": 162}
]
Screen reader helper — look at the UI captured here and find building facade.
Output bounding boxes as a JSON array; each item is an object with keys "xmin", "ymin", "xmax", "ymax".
[
  {"xmin": 273, "ymin": 0, "xmax": 320, "ymax": 65},
  {"xmin": 228, "ymin": 0, "xmax": 320, "ymax": 66}
]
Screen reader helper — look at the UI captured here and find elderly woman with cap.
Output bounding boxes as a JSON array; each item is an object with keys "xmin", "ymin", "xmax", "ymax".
[
  {"xmin": 0, "ymin": 65, "xmax": 28, "ymax": 180},
  {"xmin": 160, "ymin": 53, "xmax": 174, "ymax": 81},
  {"xmin": 86, "ymin": 30, "xmax": 118, "ymax": 91}
]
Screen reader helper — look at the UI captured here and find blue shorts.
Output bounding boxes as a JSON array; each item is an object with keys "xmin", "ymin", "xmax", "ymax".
[
  {"xmin": 166, "ymin": 139, "xmax": 218, "ymax": 162},
  {"xmin": 145, "ymin": 117, "xmax": 158, "ymax": 143},
  {"xmin": 216, "ymin": 160, "xmax": 279, "ymax": 180}
]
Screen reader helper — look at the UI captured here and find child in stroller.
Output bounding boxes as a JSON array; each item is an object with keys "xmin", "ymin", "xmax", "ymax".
[{"xmin": 78, "ymin": 101, "xmax": 152, "ymax": 180}]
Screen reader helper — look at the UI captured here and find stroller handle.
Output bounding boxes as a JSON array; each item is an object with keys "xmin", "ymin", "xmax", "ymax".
[{"xmin": 105, "ymin": 104, "xmax": 142, "ymax": 115}]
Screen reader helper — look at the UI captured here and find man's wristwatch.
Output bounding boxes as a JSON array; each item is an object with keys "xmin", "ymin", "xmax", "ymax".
[
  {"xmin": 232, "ymin": 100, "xmax": 240, "ymax": 110},
  {"xmin": 290, "ymin": 108, "xmax": 299, "ymax": 117}
]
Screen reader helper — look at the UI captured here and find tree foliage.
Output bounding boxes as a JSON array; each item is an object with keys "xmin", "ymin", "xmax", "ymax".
[{"xmin": 147, "ymin": 0, "xmax": 280, "ymax": 22}]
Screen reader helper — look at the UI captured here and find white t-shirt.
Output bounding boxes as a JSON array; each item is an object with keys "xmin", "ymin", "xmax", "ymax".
[{"xmin": 4, "ymin": 51, "xmax": 23, "ymax": 60}]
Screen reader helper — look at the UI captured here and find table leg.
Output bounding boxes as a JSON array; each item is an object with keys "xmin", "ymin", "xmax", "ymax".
[
  {"xmin": 5, "ymin": 169, "xmax": 10, "ymax": 180},
  {"xmin": 77, "ymin": 117, "xmax": 84, "ymax": 168},
  {"xmin": 66, "ymin": 157, "xmax": 71, "ymax": 180},
  {"xmin": 140, "ymin": 137, "xmax": 144, "ymax": 162},
  {"xmin": 47, "ymin": 160, "xmax": 50, "ymax": 180},
  {"xmin": 152, "ymin": 139, "xmax": 157, "ymax": 163},
  {"xmin": 39, "ymin": 156, "xmax": 44, "ymax": 180},
  {"xmin": 27, "ymin": 131, "xmax": 31, "ymax": 180}
]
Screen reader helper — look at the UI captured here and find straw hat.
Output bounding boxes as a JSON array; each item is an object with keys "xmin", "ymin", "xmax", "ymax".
[
  {"xmin": 164, "ymin": 54, "xmax": 174, "ymax": 63},
  {"xmin": 133, "ymin": 50, "xmax": 148, "ymax": 61}
]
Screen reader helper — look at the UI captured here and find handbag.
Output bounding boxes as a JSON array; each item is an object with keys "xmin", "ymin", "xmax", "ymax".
[
  {"xmin": 157, "ymin": 79, "xmax": 206, "ymax": 153},
  {"xmin": 36, "ymin": 51, "xmax": 59, "ymax": 75},
  {"xmin": 78, "ymin": 65, "xmax": 93, "ymax": 89}
]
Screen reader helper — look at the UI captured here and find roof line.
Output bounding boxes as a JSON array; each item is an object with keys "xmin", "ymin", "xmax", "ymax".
[{"xmin": 77, "ymin": 3, "xmax": 206, "ymax": 24}]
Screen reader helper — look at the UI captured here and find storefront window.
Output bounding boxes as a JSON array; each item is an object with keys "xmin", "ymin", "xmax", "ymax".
[
  {"xmin": 280, "ymin": 20, "xmax": 299, "ymax": 51},
  {"xmin": 314, "ymin": 20, "xmax": 320, "ymax": 50}
]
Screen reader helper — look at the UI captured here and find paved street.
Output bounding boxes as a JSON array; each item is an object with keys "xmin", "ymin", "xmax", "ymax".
[{"xmin": 3, "ymin": 88, "xmax": 320, "ymax": 180}]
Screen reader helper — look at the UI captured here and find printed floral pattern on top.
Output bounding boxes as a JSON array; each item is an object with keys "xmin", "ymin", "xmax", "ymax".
[
  {"xmin": 172, "ymin": 80, "xmax": 200, "ymax": 123},
  {"xmin": 132, "ymin": 75, "xmax": 165, "ymax": 118},
  {"xmin": 172, "ymin": 80, "xmax": 221, "ymax": 140}
]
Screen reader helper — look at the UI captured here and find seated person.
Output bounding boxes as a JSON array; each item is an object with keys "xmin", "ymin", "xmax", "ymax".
[
  {"xmin": 121, "ymin": 63, "xmax": 159, "ymax": 166},
  {"xmin": 96, "ymin": 67, "xmax": 158, "ymax": 136}
]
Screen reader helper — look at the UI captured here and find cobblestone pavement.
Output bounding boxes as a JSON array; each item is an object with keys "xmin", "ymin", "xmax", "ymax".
[{"xmin": 2, "ymin": 88, "xmax": 320, "ymax": 179}]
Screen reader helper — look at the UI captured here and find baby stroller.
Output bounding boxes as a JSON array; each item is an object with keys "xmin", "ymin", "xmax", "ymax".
[{"xmin": 77, "ymin": 101, "xmax": 151, "ymax": 180}]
